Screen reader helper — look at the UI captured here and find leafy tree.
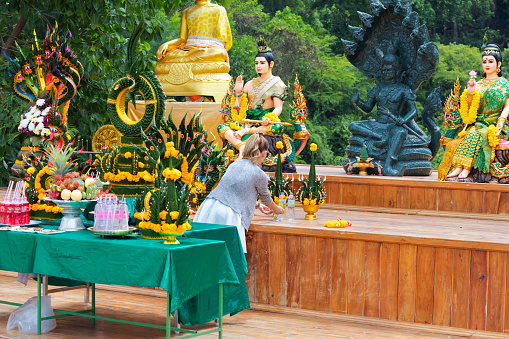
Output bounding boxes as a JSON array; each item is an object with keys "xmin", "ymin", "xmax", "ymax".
[{"xmin": 0, "ymin": 0, "xmax": 184, "ymax": 184}]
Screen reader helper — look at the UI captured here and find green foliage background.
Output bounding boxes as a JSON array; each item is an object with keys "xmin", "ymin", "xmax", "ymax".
[{"xmin": 1, "ymin": 0, "xmax": 508, "ymax": 184}]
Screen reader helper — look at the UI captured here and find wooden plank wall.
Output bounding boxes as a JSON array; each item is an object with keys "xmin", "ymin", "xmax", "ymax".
[
  {"xmin": 318, "ymin": 180, "xmax": 509, "ymax": 214},
  {"xmin": 246, "ymin": 233, "xmax": 509, "ymax": 333}
]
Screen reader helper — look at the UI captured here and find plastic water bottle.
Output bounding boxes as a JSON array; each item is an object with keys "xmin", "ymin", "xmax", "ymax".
[
  {"xmin": 118, "ymin": 198, "xmax": 128, "ymax": 231},
  {"xmin": 0, "ymin": 181, "xmax": 13, "ymax": 224},
  {"xmin": 21, "ymin": 184, "xmax": 30, "ymax": 225},
  {"xmin": 12, "ymin": 182, "xmax": 22, "ymax": 225},
  {"xmin": 105, "ymin": 197, "xmax": 114, "ymax": 231},
  {"xmin": 278, "ymin": 192, "xmax": 287, "ymax": 221},
  {"xmin": 94, "ymin": 197, "xmax": 105, "ymax": 231},
  {"xmin": 287, "ymin": 193, "xmax": 295, "ymax": 220}
]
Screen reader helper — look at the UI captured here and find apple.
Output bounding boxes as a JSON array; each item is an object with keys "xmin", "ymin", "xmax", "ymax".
[
  {"xmin": 61, "ymin": 189, "xmax": 72, "ymax": 200},
  {"xmin": 71, "ymin": 189, "xmax": 82, "ymax": 201}
]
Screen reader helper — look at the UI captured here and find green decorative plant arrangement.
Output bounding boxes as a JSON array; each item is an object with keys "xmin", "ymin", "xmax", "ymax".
[{"xmin": 296, "ymin": 143, "xmax": 326, "ymax": 220}]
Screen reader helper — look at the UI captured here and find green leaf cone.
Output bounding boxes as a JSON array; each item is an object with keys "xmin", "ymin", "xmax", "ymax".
[{"xmin": 360, "ymin": 144, "xmax": 368, "ymax": 160}]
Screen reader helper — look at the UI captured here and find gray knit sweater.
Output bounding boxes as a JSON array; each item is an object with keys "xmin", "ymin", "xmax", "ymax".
[{"xmin": 205, "ymin": 159, "xmax": 273, "ymax": 230}]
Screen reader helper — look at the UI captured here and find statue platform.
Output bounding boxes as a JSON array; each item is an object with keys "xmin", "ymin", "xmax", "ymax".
[{"xmin": 247, "ymin": 165, "xmax": 509, "ymax": 334}]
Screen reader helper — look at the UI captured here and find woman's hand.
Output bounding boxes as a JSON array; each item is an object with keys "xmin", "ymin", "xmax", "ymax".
[
  {"xmin": 262, "ymin": 117, "xmax": 270, "ymax": 126},
  {"xmin": 467, "ymin": 79, "xmax": 476, "ymax": 93},
  {"xmin": 258, "ymin": 204, "xmax": 272, "ymax": 215},
  {"xmin": 496, "ymin": 121, "xmax": 505, "ymax": 136},
  {"xmin": 272, "ymin": 205, "xmax": 284, "ymax": 215}
]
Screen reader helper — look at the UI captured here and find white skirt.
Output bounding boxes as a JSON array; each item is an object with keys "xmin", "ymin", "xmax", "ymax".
[{"xmin": 193, "ymin": 198, "xmax": 246, "ymax": 253}]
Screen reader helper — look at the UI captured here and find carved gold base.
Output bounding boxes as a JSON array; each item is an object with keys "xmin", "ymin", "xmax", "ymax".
[
  {"xmin": 303, "ymin": 204, "xmax": 319, "ymax": 220},
  {"xmin": 155, "ymin": 61, "xmax": 231, "ymax": 102},
  {"xmin": 353, "ymin": 162, "xmax": 374, "ymax": 175}
]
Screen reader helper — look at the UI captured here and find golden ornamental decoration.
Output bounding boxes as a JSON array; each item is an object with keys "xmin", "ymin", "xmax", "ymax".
[{"xmin": 92, "ymin": 125, "xmax": 123, "ymax": 152}]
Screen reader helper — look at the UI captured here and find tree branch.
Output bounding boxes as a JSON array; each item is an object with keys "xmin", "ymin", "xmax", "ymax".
[{"xmin": 1, "ymin": 13, "xmax": 28, "ymax": 61}]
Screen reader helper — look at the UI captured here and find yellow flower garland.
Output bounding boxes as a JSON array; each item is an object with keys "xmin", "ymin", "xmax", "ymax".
[
  {"xmin": 230, "ymin": 93, "xmax": 248, "ymax": 123},
  {"xmin": 30, "ymin": 203, "xmax": 63, "ymax": 214},
  {"xmin": 459, "ymin": 89, "xmax": 480, "ymax": 125},
  {"xmin": 488, "ymin": 125, "xmax": 499, "ymax": 148},
  {"xmin": 138, "ymin": 218, "xmax": 192, "ymax": 233},
  {"xmin": 324, "ymin": 219, "xmax": 350, "ymax": 228},
  {"xmin": 262, "ymin": 112, "xmax": 281, "ymax": 122},
  {"xmin": 104, "ymin": 170, "xmax": 154, "ymax": 183}
]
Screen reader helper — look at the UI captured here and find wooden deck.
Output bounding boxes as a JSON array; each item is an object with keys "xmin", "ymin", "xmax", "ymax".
[
  {"xmin": 290, "ymin": 165, "xmax": 509, "ymax": 215},
  {"xmin": 246, "ymin": 204, "xmax": 509, "ymax": 333},
  {"xmin": 0, "ymin": 272, "xmax": 507, "ymax": 338}
]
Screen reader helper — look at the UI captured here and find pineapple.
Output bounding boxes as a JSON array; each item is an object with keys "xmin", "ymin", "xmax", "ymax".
[
  {"xmin": 45, "ymin": 144, "xmax": 76, "ymax": 179},
  {"xmin": 45, "ymin": 144, "xmax": 77, "ymax": 199}
]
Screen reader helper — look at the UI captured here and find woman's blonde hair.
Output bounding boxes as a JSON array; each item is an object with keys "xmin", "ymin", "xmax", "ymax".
[{"xmin": 242, "ymin": 133, "xmax": 269, "ymax": 164}]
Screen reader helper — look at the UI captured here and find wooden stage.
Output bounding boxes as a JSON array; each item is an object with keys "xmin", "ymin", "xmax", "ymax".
[
  {"xmin": 0, "ymin": 271, "xmax": 507, "ymax": 338},
  {"xmin": 247, "ymin": 167, "xmax": 509, "ymax": 335},
  {"xmin": 292, "ymin": 165, "xmax": 509, "ymax": 215},
  {"xmin": 3, "ymin": 166, "xmax": 509, "ymax": 336}
]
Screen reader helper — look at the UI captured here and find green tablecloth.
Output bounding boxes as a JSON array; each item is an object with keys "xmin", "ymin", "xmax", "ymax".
[
  {"xmin": 179, "ymin": 222, "xmax": 250, "ymax": 326},
  {"xmin": 0, "ymin": 228, "xmax": 239, "ymax": 318}
]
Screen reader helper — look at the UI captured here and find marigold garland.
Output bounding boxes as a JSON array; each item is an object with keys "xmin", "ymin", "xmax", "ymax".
[
  {"xmin": 262, "ymin": 112, "xmax": 281, "ymax": 122},
  {"xmin": 138, "ymin": 219, "xmax": 192, "ymax": 233},
  {"xmin": 30, "ymin": 203, "xmax": 63, "ymax": 214},
  {"xmin": 459, "ymin": 89, "xmax": 480, "ymax": 125},
  {"xmin": 230, "ymin": 93, "xmax": 248, "ymax": 123},
  {"xmin": 104, "ymin": 170, "xmax": 155, "ymax": 183},
  {"xmin": 162, "ymin": 168, "xmax": 182, "ymax": 181},
  {"xmin": 488, "ymin": 125, "xmax": 500, "ymax": 148},
  {"xmin": 324, "ymin": 219, "xmax": 351, "ymax": 228}
]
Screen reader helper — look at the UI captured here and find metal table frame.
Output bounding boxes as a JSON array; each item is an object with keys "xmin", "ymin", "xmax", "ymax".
[{"xmin": 0, "ymin": 274, "xmax": 224, "ymax": 338}]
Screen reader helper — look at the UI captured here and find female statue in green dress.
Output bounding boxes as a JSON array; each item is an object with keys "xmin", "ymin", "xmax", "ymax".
[{"xmin": 440, "ymin": 44, "xmax": 509, "ymax": 181}]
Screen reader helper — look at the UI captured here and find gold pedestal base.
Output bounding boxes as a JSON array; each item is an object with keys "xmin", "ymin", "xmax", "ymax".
[
  {"xmin": 160, "ymin": 232, "xmax": 184, "ymax": 245},
  {"xmin": 303, "ymin": 205, "xmax": 319, "ymax": 220},
  {"xmin": 353, "ymin": 162, "xmax": 374, "ymax": 176},
  {"xmin": 155, "ymin": 61, "xmax": 231, "ymax": 102}
]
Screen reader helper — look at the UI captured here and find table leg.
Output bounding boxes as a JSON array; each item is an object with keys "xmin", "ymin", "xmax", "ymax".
[
  {"xmin": 219, "ymin": 283, "xmax": 223, "ymax": 339},
  {"xmin": 42, "ymin": 275, "xmax": 48, "ymax": 296},
  {"xmin": 91, "ymin": 283, "xmax": 96, "ymax": 325},
  {"xmin": 37, "ymin": 274, "xmax": 41, "ymax": 335},
  {"xmin": 166, "ymin": 289, "xmax": 171, "ymax": 339},
  {"xmin": 174, "ymin": 310, "xmax": 180, "ymax": 334}
]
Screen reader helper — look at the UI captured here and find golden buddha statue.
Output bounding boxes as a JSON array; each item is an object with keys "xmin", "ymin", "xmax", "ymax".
[{"xmin": 155, "ymin": 0, "xmax": 232, "ymax": 102}]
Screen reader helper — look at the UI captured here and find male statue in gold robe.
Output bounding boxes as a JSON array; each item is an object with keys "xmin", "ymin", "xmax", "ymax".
[{"xmin": 155, "ymin": 0, "xmax": 232, "ymax": 101}]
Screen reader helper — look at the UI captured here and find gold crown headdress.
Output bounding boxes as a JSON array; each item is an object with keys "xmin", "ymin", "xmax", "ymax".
[
  {"xmin": 481, "ymin": 32, "xmax": 501, "ymax": 56},
  {"xmin": 257, "ymin": 36, "xmax": 272, "ymax": 53}
]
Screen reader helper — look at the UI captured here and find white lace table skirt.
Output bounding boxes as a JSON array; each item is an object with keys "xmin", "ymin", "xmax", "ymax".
[{"xmin": 194, "ymin": 198, "xmax": 246, "ymax": 253}]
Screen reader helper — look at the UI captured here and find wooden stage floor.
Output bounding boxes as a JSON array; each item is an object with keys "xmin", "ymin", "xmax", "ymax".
[
  {"xmin": 0, "ymin": 272, "xmax": 506, "ymax": 338},
  {"xmin": 250, "ymin": 204, "xmax": 509, "ymax": 252}
]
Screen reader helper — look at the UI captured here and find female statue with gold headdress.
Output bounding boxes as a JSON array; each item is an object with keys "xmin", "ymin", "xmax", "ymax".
[{"xmin": 439, "ymin": 43, "xmax": 509, "ymax": 182}]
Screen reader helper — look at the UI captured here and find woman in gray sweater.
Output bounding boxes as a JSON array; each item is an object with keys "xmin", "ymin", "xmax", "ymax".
[{"xmin": 194, "ymin": 133, "xmax": 284, "ymax": 252}]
